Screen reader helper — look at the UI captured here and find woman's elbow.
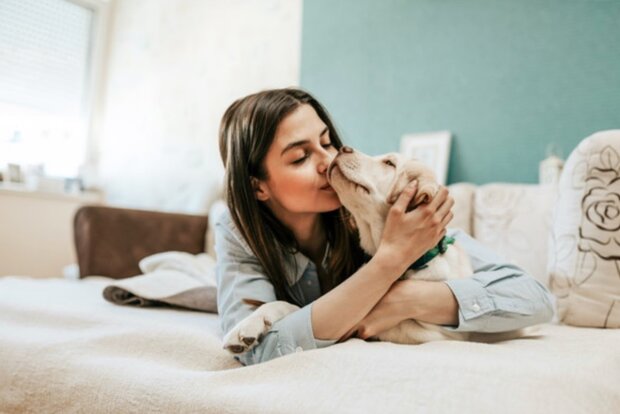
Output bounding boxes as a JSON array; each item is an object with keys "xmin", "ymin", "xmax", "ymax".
[
  {"xmin": 538, "ymin": 290, "xmax": 556, "ymax": 324},
  {"xmin": 530, "ymin": 278, "xmax": 556, "ymax": 325}
]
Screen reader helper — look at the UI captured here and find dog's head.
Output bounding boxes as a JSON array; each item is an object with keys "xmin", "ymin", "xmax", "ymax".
[{"xmin": 327, "ymin": 146, "xmax": 439, "ymax": 253}]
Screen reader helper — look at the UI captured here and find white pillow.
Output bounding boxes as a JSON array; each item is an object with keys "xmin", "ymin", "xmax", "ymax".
[
  {"xmin": 447, "ymin": 182, "xmax": 476, "ymax": 236},
  {"xmin": 473, "ymin": 183, "xmax": 558, "ymax": 288},
  {"xmin": 549, "ymin": 130, "xmax": 620, "ymax": 327}
]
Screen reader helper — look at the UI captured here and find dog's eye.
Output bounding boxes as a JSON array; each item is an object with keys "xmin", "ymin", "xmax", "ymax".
[{"xmin": 383, "ymin": 159, "xmax": 396, "ymax": 167}]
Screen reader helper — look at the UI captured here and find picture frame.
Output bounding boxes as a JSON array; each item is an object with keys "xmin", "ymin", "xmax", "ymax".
[{"xmin": 400, "ymin": 130, "xmax": 452, "ymax": 185}]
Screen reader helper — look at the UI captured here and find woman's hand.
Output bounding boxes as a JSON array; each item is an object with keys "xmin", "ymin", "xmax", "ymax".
[{"xmin": 376, "ymin": 181, "xmax": 455, "ymax": 275}]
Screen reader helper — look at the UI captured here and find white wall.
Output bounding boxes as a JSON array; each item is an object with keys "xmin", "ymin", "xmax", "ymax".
[
  {"xmin": 94, "ymin": 0, "xmax": 302, "ymax": 214},
  {"xmin": 0, "ymin": 187, "xmax": 101, "ymax": 277}
]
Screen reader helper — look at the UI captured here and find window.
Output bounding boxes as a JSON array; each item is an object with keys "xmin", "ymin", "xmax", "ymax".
[{"xmin": 0, "ymin": 0, "xmax": 106, "ymax": 180}]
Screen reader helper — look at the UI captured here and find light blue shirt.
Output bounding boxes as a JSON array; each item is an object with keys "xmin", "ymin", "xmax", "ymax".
[{"xmin": 214, "ymin": 208, "xmax": 555, "ymax": 366}]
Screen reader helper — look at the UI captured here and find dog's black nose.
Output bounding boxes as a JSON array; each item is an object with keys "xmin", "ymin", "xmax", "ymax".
[{"xmin": 340, "ymin": 146, "xmax": 354, "ymax": 154}]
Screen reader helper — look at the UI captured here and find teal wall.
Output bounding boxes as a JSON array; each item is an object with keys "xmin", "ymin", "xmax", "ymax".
[{"xmin": 300, "ymin": 0, "xmax": 620, "ymax": 184}]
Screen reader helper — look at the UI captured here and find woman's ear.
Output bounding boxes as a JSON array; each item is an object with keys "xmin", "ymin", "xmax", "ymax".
[{"xmin": 251, "ymin": 177, "xmax": 270, "ymax": 201}]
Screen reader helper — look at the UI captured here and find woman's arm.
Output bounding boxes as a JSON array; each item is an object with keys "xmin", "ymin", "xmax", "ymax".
[
  {"xmin": 343, "ymin": 228, "xmax": 555, "ymax": 340},
  {"xmin": 404, "ymin": 280, "xmax": 459, "ymax": 325},
  {"xmin": 312, "ymin": 183, "xmax": 454, "ymax": 340},
  {"xmin": 311, "ymin": 253, "xmax": 407, "ymax": 340},
  {"xmin": 338, "ymin": 279, "xmax": 458, "ymax": 341}
]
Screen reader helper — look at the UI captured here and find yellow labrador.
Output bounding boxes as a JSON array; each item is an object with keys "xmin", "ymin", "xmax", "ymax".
[{"xmin": 223, "ymin": 147, "xmax": 524, "ymax": 353}]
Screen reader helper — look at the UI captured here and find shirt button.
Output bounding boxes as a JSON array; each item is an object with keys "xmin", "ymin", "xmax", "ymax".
[
  {"xmin": 472, "ymin": 303, "xmax": 481, "ymax": 312},
  {"xmin": 295, "ymin": 346, "xmax": 303, "ymax": 353}
]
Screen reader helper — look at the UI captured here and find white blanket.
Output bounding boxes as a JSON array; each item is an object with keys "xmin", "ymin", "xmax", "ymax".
[
  {"xmin": 102, "ymin": 251, "xmax": 218, "ymax": 312},
  {"xmin": 1, "ymin": 276, "xmax": 620, "ymax": 414}
]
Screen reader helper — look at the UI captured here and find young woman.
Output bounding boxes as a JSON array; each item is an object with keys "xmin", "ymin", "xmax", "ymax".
[{"xmin": 215, "ymin": 88, "xmax": 554, "ymax": 366}]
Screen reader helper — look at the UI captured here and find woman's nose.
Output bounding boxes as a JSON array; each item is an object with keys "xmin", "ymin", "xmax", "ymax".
[
  {"xmin": 340, "ymin": 146, "xmax": 353, "ymax": 154},
  {"xmin": 319, "ymin": 149, "xmax": 336, "ymax": 173}
]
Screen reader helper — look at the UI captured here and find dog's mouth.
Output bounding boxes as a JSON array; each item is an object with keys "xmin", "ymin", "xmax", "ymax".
[{"xmin": 327, "ymin": 162, "xmax": 370, "ymax": 195}]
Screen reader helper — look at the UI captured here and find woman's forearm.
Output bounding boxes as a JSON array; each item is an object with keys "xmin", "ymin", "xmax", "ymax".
[
  {"xmin": 400, "ymin": 279, "xmax": 459, "ymax": 326},
  {"xmin": 311, "ymin": 253, "xmax": 405, "ymax": 340}
]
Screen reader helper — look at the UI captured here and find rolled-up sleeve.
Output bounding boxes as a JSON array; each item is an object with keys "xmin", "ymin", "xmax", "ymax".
[
  {"xmin": 440, "ymin": 228, "xmax": 556, "ymax": 333},
  {"xmin": 214, "ymin": 212, "xmax": 336, "ymax": 366}
]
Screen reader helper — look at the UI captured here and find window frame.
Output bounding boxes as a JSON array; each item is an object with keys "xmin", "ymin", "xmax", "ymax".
[{"xmin": 68, "ymin": 0, "xmax": 111, "ymax": 184}]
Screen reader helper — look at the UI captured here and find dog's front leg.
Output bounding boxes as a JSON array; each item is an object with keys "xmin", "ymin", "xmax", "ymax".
[{"xmin": 223, "ymin": 301, "xmax": 299, "ymax": 354}]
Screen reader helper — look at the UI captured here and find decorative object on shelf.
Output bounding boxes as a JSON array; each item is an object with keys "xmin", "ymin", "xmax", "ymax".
[
  {"xmin": 64, "ymin": 177, "xmax": 84, "ymax": 194},
  {"xmin": 7, "ymin": 163, "xmax": 24, "ymax": 183},
  {"xmin": 539, "ymin": 143, "xmax": 564, "ymax": 185},
  {"xmin": 400, "ymin": 130, "xmax": 452, "ymax": 185}
]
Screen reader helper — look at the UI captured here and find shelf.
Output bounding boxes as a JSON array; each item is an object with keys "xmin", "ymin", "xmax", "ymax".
[{"xmin": 0, "ymin": 182, "xmax": 102, "ymax": 203}]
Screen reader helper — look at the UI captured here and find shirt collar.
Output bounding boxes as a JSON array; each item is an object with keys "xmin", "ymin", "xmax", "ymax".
[{"xmin": 282, "ymin": 242, "xmax": 331, "ymax": 287}]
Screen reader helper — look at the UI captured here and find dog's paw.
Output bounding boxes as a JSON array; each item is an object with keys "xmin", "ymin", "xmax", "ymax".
[{"xmin": 222, "ymin": 314, "xmax": 273, "ymax": 354}]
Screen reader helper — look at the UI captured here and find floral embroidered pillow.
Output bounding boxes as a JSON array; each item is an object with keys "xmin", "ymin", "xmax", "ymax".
[{"xmin": 549, "ymin": 130, "xmax": 620, "ymax": 328}]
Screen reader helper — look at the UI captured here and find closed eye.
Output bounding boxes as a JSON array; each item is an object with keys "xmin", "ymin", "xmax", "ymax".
[
  {"xmin": 383, "ymin": 159, "xmax": 396, "ymax": 167},
  {"xmin": 292, "ymin": 152, "xmax": 308, "ymax": 164}
]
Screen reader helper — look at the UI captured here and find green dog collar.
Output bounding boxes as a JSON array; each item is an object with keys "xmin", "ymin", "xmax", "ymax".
[{"xmin": 408, "ymin": 235, "xmax": 455, "ymax": 271}]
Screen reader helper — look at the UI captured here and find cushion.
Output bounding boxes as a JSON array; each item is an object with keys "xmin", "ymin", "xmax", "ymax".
[
  {"xmin": 74, "ymin": 205, "xmax": 208, "ymax": 279},
  {"xmin": 447, "ymin": 182, "xmax": 476, "ymax": 236},
  {"xmin": 472, "ymin": 183, "xmax": 558, "ymax": 288},
  {"xmin": 549, "ymin": 130, "xmax": 620, "ymax": 327}
]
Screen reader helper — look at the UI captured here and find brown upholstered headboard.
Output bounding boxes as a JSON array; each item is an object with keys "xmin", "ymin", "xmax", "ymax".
[{"xmin": 74, "ymin": 205, "xmax": 208, "ymax": 279}]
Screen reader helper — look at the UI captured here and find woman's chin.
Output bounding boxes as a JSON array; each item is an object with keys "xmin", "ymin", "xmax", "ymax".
[{"xmin": 321, "ymin": 194, "xmax": 342, "ymax": 211}]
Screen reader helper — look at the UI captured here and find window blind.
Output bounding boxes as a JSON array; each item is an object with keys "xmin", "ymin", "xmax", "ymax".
[{"xmin": 0, "ymin": 0, "xmax": 93, "ymax": 116}]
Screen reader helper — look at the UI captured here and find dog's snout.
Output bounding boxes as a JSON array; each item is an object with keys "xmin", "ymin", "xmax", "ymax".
[{"xmin": 340, "ymin": 146, "xmax": 354, "ymax": 154}]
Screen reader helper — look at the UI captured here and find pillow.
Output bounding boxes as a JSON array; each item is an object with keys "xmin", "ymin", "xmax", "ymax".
[
  {"xmin": 473, "ymin": 183, "xmax": 558, "ymax": 288},
  {"xmin": 447, "ymin": 182, "xmax": 476, "ymax": 236},
  {"xmin": 549, "ymin": 130, "xmax": 620, "ymax": 328}
]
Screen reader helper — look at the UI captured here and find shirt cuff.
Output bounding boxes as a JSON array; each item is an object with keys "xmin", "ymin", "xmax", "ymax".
[
  {"xmin": 235, "ymin": 302, "xmax": 337, "ymax": 366},
  {"xmin": 270, "ymin": 301, "xmax": 337, "ymax": 353},
  {"xmin": 440, "ymin": 269, "xmax": 514, "ymax": 332},
  {"xmin": 440, "ymin": 267, "xmax": 543, "ymax": 332}
]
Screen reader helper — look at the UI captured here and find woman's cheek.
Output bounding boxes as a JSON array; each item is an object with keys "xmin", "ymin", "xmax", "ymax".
[{"xmin": 282, "ymin": 169, "xmax": 310, "ymax": 192}]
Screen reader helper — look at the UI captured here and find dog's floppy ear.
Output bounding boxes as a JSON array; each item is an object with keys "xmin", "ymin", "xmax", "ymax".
[
  {"xmin": 387, "ymin": 164, "xmax": 416, "ymax": 207},
  {"xmin": 386, "ymin": 159, "xmax": 436, "ymax": 211}
]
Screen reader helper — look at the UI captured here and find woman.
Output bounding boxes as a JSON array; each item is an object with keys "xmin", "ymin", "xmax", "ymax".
[{"xmin": 215, "ymin": 88, "xmax": 554, "ymax": 366}]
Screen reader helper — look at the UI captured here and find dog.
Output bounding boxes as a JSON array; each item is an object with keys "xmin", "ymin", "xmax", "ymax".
[{"xmin": 223, "ymin": 147, "xmax": 527, "ymax": 354}]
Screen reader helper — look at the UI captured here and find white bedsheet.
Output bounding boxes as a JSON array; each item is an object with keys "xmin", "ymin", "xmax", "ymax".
[{"xmin": 1, "ymin": 275, "xmax": 619, "ymax": 414}]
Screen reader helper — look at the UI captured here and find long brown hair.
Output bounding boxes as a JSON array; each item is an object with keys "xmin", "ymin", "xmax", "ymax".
[{"xmin": 218, "ymin": 88, "xmax": 366, "ymax": 304}]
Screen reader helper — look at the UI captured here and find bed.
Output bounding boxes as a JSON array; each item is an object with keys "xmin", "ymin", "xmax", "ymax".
[{"xmin": 1, "ymin": 274, "xmax": 620, "ymax": 413}]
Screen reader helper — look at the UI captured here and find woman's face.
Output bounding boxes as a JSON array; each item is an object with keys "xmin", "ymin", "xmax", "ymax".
[{"xmin": 254, "ymin": 104, "xmax": 341, "ymax": 219}]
